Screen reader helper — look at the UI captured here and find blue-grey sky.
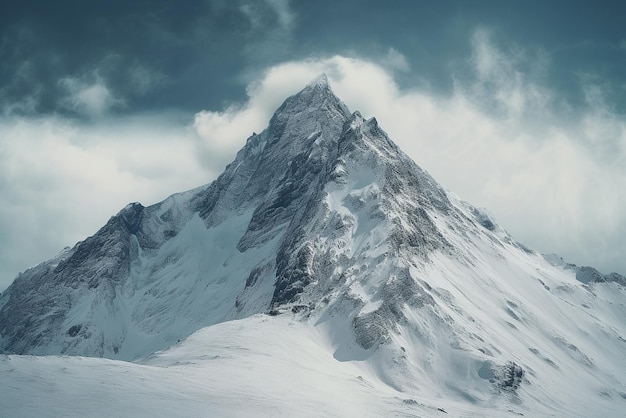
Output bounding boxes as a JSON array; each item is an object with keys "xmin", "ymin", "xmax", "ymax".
[{"xmin": 1, "ymin": 0, "xmax": 625, "ymax": 290}]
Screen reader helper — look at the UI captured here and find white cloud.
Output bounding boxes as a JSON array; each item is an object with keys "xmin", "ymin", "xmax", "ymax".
[
  {"xmin": 385, "ymin": 47, "xmax": 410, "ymax": 72},
  {"xmin": 58, "ymin": 76, "xmax": 123, "ymax": 117},
  {"xmin": 193, "ymin": 104, "xmax": 267, "ymax": 170},
  {"xmin": 464, "ymin": 29, "xmax": 552, "ymax": 122},
  {"xmin": 0, "ymin": 114, "xmax": 208, "ymax": 290}
]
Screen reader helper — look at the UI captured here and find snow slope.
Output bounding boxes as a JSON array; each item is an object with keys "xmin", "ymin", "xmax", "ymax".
[
  {"xmin": 0, "ymin": 315, "xmax": 542, "ymax": 418},
  {"xmin": 1, "ymin": 308, "xmax": 624, "ymax": 417},
  {"xmin": 1, "ymin": 75, "xmax": 625, "ymax": 416}
]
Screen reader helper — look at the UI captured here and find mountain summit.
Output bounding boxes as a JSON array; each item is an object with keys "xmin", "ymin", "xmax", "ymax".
[{"xmin": 1, "ymin": 78, "xmax": 625, "ymax": 416}]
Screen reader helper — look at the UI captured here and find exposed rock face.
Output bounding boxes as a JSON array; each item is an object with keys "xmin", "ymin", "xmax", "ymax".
[{"xmin": 544, "ymin": 254, "xmax": 626, "ymax": 286}]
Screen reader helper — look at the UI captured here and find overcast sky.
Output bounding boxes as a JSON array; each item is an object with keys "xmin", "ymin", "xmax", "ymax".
[{"xmin": 1, "ymin": 0, "xmax": 625, "ymax": 290}]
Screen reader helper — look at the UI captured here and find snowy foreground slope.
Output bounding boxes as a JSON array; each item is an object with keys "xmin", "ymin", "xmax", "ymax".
[
  {"xmin": 1, "ymin": 306, "xmax": 625, "ymax": 418},
  {"xmin": 0, "ymin": 315, "xmax": 504, "ymax": 418},
  {"xmin": 1, "ymin": 75, "xmax": 625, "ymax": 417}
]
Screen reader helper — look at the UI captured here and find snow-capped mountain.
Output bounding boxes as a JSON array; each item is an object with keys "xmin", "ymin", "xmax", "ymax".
[{"xmin": 1, "ymin": 75, "xmax": 625, "ymax": 417}]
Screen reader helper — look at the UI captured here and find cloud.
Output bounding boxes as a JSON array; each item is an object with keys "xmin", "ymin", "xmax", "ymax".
[
  {"xmin": 193, "ymin": 106, "xmax": 263, "ymax": 170},
  {"xmin": 238, "ymin": 0, "xmax": 296, "ymax": 62},
  {"xmin": 264, "ymin": 0, "xmax": 295, "ymax": 30},
  {"xmin": 385, "ymin": 47, "xmax": 410, "ymax": 72},
  {"xmin": 0, "ymin": 113, "xmax": 208, "ymax": 290},
  {"xmin": 240, "ymin": 0, "xmax": 295, "ymax": 32},
  {"xmin": 58, "ymin": 75, "xmax": 124, "ymax": 117},
  {"xmin": 463, "ymin": 28, "xmax": 552, "ymax": 121},
  {"xmin": 578, "ymin": 81, "xmax": 626, "ymax": 167},
  {"xmin": 0, "ymin": 60, "xmax": 42, "ymax": 115},
  {"xmin": 127, "ymin": 65, "xmax": 165, "ymax": 96},
  {"xmin": 192, "ymin": 45, "xmax": 626, "ymax": 276}
]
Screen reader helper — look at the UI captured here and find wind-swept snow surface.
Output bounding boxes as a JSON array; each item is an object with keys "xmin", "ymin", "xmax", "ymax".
[
  {"xmin": 1, "ymin": 76, "xmax": 625, "ymax": 416},
  {"xmin": 0, "ymin": 316, "xmax": 466, "ymax": 417},
  {"xmin": 1, "ymin": 311, "xmax": 624, "ymax": 417}
]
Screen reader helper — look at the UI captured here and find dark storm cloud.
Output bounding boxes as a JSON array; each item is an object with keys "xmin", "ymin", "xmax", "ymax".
[
  {"xmin": 0, "ymin": 0, "xmax": 296, "ymax": 116},
  {"xmin": 2, "ymin": 1, "xmax": 625, "ymax": 117},
  {"xmin": 293, "ymin": 0, "xmax": 626, "ymax": 112}
]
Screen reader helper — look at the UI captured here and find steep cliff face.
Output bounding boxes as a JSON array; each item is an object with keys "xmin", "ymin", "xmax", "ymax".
[{"xmin": 1, "ymin": 76, "xmax": 625, "ymax": 414}]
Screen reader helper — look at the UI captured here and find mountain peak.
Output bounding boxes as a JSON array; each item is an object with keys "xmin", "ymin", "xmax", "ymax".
[
  {"xmin": 306, "ymin": 72, "xmax": 329, "ymax": 88},
  {"xmin": 276, "ymin": 73, "xmax": 346, "ymax": 114},
  {"xmin": 266, "ymin": 75, "xmax": 351, "ymax": 142}
]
